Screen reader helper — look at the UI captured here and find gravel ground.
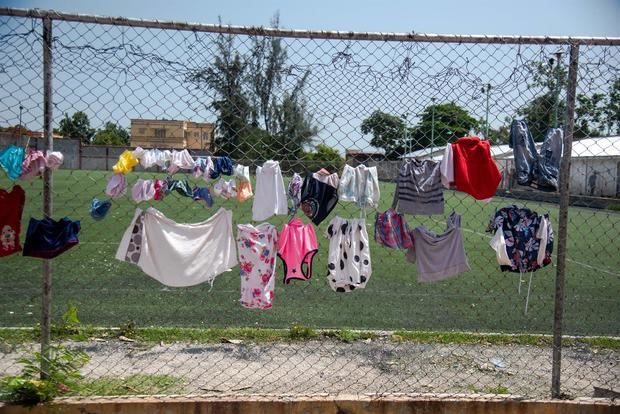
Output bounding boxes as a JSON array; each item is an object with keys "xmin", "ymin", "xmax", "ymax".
[{"xmin": 1, "ymin": 339, "xmax": 617, "ymax": 399}]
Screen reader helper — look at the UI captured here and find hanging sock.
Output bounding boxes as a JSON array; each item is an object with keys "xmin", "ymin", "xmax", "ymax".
[{"xmin": 89, "ymin": 198, "xmax": 112, "ymax": 221}]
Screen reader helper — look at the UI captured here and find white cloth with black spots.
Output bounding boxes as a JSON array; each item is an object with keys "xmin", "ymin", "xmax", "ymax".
[{"xmin": 324, "ymin": 216, "xmax": 372, "ymax": 292}]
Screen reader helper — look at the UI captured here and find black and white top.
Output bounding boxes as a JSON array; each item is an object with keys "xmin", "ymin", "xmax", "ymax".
[{"xmin": 392, "ymin": 159, "xmax": 444, "ymax": 215}]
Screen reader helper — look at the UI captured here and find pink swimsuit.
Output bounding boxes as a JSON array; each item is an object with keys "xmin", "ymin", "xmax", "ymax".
[{"xmin": 278, "ymin": 218, "xmax": 318, "ymax": 284}]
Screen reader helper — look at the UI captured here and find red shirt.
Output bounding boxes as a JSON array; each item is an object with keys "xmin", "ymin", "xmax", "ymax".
[
  {"xmin": 452, "ymin": 137, "xmax": 501, "ymax": 200},
  {"xmin": 0, "ymin": 185, "xmax": 26, "ymax": 257}
]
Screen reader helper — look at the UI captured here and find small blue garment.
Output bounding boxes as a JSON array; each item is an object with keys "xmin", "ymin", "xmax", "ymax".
[
  {"xmin": 89, "ymin": 198, "xmax": 112, "ymax": 221},
  {"xmin": 209, "ymin": 156, "xmax": 233, "ymax": 179},
  {"xmin": 22, "ymin": 216, "xmax": 81, "ymax": 259},
  {"xmin": 0, "ymin": 145, "xmax": 26, "ymax": 180},
  {"xmin": 192, "ymin": 186, "xmax": 214, "ymax": 207}
]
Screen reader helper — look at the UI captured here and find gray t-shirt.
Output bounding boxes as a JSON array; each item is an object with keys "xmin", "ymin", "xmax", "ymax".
[
  {"xmin": 393, "ymin": 159, "xmax": 444, "ymax": 215},
  {"xmin": 406, "ymin": 211, "xmax": 470, "ymax": 283}
]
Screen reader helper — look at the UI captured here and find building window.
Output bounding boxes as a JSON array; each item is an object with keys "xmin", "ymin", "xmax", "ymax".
[
  {"xmin": 138, "ymin": 128, "xmax": 146, "ymax": 134},
  {"xmin": 154, "ymin": 128, "xmax": 166, "ymax": 138},
  {"xmin": 193, "ymin": 132, "xmax": 199, "ymax": 137}
]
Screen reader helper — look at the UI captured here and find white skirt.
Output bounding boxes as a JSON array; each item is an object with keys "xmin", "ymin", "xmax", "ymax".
[{"xmin": 116, "ymin": 207, "xmax": 238, "ymax": 287}]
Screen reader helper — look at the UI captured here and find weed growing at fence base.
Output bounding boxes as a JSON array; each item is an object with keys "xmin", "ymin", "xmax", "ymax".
[{"xmin": 0, "ymin": 170, "xmax": 619, "ymax": 336}]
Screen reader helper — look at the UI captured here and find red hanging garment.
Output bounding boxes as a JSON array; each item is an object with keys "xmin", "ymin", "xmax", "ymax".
[
  {"xmin": 0, "ymin": 185, "xmax": 26, "ymax": 257},
  {"xmin": 451, "ymin": 136, "xmax": 501, "ymax": 200}
]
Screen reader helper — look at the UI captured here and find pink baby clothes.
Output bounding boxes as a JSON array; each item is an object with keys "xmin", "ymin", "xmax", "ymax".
[
  {"xmin": 45, "ymin": 151, "xmax": 63, "ymax": 170},
  {"xmin": 237, "ymin": 223, "xmax": 278, "ymax": 310},
  {"xmin": 277, "ymin": 218, "xmax": 318, "ymax": 284},
  {"xmin": 132, "ymin": 179, "xmax": 156, "ymax": 202},
  {"xmin": 105, "ymin": 173, "xmax": 127, "ymax": 199},
  {"xmin": 20, "ymin": 149, "xmax": 47, "ymax": 181}
]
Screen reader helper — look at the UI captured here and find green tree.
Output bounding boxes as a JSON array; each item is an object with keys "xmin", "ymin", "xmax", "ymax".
[
  {"xmin": 477, "ymin": 117, "xmax": 511, "ymax": 144},
  {"xmin": 605, "ymin": 77, "xmax": 620, "ymax": 135},
  {"xmin": 91, "ymin": 122, "xmax": 130, "ymax": 146},
  {"xmin": 273, "ymin": 71, "xmax": 318, "ymax": 158},
  {"xmin": 306, "ymin": 143, "xmax": 344, "ymax": 171},
  {"xmin": 188, "ymin": 30, "xmax": 251, "ymax": 156},
  {"xmin": 55, "ymin": 111, "xmax": 95, "ymax": 144},
  {"xmin": 411, "ymin": 102, "xmax": 479, "ymax": 148},
  {"xmin": 247, "ymin": 13, "xmax": 287, "ymax": 134},
  {"xmin": 360, "ymin": 111, "xmax": 409, "ymax": 160}
]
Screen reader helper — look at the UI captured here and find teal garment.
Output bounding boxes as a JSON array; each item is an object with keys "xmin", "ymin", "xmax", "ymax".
[{"xmin": 0, "ymin": 145, "xmax": 26, "ymax": 180}]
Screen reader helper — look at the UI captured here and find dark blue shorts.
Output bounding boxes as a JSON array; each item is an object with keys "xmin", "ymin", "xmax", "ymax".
[{"xmin": 22, "ymin": 217, "xmax": 80, "ymax": 259}]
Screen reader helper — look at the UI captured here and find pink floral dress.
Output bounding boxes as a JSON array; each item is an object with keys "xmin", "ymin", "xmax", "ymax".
[{"xmin": 236, "ymin": 223, "xmax": 278, "ymax": 309}]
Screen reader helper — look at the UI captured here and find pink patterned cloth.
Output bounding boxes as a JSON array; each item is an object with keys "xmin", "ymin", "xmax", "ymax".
[
  {"xmin": 277, "ymin": 218, "xmax": 318, "ymax": 284},
  {"xmin": 20, "ymin": 149, "xmax": 46, "ymax": 181},
  {"xmin": 236, "ymin": 223, "xmax": 278, "ymax": 310}
]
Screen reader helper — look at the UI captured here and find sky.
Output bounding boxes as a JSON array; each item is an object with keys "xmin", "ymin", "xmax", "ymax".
[
  {"xmin": 0, "ymin": 0, "xmax": 618, "ymax": 154},
  {"xmin": 1, "ymin": 0, "xmax": 620, "ymax": 37}
]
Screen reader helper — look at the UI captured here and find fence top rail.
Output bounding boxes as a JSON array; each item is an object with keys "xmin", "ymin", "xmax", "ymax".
[{"xmin": 1, "ymin": 7, "xmax": 620, "ymax": 46}]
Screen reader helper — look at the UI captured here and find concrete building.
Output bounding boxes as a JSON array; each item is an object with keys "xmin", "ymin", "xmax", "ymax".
[{"xmin": 130, "ymin": 119, "xmax": 214, "ymax": 150}]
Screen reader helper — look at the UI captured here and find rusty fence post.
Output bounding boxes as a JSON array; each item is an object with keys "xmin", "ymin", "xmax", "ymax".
[
  {"xmin": 40, "ymin": 14, "xmax": 53, "ymax": 379},
  {"xmin": 551, "ymin": 42, "xmax": 579, "ymax": 399}
]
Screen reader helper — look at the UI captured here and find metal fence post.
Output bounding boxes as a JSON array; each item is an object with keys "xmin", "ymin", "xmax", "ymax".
[
  {"xmin": 40, "ymin": 15, "xmax": 53, "ymax": 380},
  {"xmin": 551, "ymin": 42, "xmax": 579, "ymax": 399}
]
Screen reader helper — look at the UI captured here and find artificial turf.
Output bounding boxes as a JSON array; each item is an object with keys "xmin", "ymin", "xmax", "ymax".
[{"xmin": 0, "ymin": 169, "xmax": 618, "ymax": 336}]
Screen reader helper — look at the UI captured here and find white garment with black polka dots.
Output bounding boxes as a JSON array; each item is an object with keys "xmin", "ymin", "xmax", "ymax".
[{"xmin": 324, "ymin": 216, "xmax": 372, "ymax": 292}]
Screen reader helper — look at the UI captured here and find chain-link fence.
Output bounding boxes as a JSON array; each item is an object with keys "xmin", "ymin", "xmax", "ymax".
[{"xmin": 0, "ymin": 8, "xmax": 618, "ymax": 401}]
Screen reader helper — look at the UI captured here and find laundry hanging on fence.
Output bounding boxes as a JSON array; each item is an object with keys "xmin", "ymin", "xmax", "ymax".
[
  {"xmin": 0, "ymin": 185, "xmax": 25, "ymax": 257},
  {"xmin": 234, "ymin": 164, "xmax": 253, "ymax": 202},
  {"xmin": 192, "ymin": 186, "xmax": 214, "ymax": 207},
  {"xmin": 252, "ymin": 160, "xmax": 287, "ymax": 221},
  {"xmin": 166, "ymin": 149, "xmax": 195, "ymax": 174},
  {"xmin": 0, "ymin": 145, "xmax": 25, "ymax": 180},
  {"xmin": 22, "ymin": 216, "xmax": 81, "ymax": 259},
  {"xmin": 116, "ymin": 207, "xmax": 237, "ymax": 287},
  {"xmin": 324, "ymin": 216, "xmax": 372, "ymax": 292},
  {"xmin": 132, "ymin": 179, "xmax": 156, "ymax": 202},
  {"xmin": 213, "ymin": 179, "xmax": 237, "ymax": 199},
  {"xmin": 210, "ymin": 156, "xmax": 234, "ymax": 179},
  {"xmin": 287, "ymin": 173, "xmax": 303, "ymax": 215},
  {"xmin": 486, "ymin": 205, "xmax": 554, "ymax": 314},
  {"xmin": 393, "ymin": 159, "xmax": 444, "ymax": 215},
  {"xmin": 374, "ymin": 208, "xmax": 414, "ymax": 250},
  {"xmin": 300, "ymin": 172, "xmax": 339, "ymax": 226},
  {"xmin": 510, "ymin": 120, "xmax": 563, "ymax": 191},
  {"xmin": 112, "ymin": 150, "xmax": 139, "ymax": 174},
  {"xmin": 338, "ymin": 164, "xmax": 380, "ymax": 209},
  {"xmin": 89, "ymin": 198, "xmax": 112, "ymax": 221},
  {"xmin": 278, "ymin": 218, "xmax": 318, "ymax": 284},
  {"xmin": 163, "ymin": 177, "xmax": 193, "ymax": 198},
  {"xmin": 237, "ymin": 222, "xmax": 278, "ymax": 309},
  {"xmin": 450, "ymin": 136, "xmax": 501, "ymax": 201},
  {"xmin": 105, "ymin": 173, "xmax": 127, "ymax": 198},
  {"xmin": 20, "ymin": 149, "xmax": 46, "ymax": 181},
  {"xmin": 405, "ymin": 211, "xmax": 470, "ymax": 283},
  {"xmin": 487, "ymin": 205, "xmax": 553, "ymax": 273}
]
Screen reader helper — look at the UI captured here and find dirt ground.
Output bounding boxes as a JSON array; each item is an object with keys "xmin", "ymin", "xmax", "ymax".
[{"xmin": 1, "ymin": 339, "xmax": 617, "ymax": 399}]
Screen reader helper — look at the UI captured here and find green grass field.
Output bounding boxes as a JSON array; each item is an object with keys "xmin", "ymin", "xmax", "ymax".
[{"xmin": 1, "ymin": 169, "xmax": 618, "ymax": 336}]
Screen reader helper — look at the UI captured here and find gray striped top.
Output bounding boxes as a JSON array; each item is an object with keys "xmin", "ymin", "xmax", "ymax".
[{"xmin": 392, "ymin": 159, "xmax": 444, "ymax": 215}]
